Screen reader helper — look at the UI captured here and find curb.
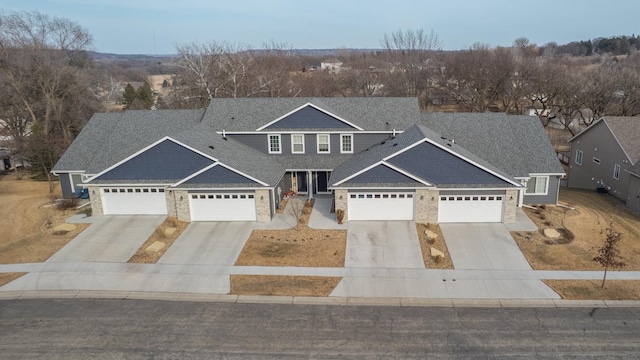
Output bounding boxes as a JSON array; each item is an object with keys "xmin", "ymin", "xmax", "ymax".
[{"xmin": 2, "ymin": 290, "xmax": 640, "ymax": 308}]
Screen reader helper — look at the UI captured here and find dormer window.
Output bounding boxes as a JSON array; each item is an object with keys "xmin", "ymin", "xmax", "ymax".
[
  {"xmin": 268, "ymin": 134, "xmax": 281, "ymax": 154},
  {"xmin": 317, "ymin": 134, "xmax": 330, "ymax": 153}
]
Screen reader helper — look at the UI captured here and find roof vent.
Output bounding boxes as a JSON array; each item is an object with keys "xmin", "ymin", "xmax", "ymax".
[
  {"xmin": 208, "ymin": 145, "xmax": 215, "ymax": 150},
  {"xmin": 222, "ymin": 129, "xmax": 227, "ymax": 140},
  {"xmin": 451, "ymin": 139, "xmax": 455, "ymax": 144},
  {"xmin": 392, "ymin": 143, "xmax": 398, "ymax": 147},
  {"xmin": 380, "ymin": 141, "xmax": 386, "ymax": 145}
]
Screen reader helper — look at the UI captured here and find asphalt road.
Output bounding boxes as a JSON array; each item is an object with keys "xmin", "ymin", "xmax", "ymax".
[{"xmin": 1, "ymin": 299, "xmax": 639, "ymax": 359}]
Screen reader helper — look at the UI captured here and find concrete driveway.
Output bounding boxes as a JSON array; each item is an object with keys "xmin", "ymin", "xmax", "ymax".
[
  {"xmin": 47, "ymin": 216, "xmax": 165, "ymax": 263},
  {"xmin": 345, "ymin": 221, "xmax": 424, "ymax": 268},
  {"xmin": 440, "ymin": 223, "xmax": 532, "ymax": 270},
  {"xmin": 158, "ymin": 222, "xmax": 253, "ymax": 265}
]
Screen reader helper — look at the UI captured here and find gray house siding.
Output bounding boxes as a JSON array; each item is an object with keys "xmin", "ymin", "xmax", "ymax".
[
  {"xmin": 354, "ymin": 134, "xmax": 393, "ymax": 153},
  {"xmin": 523, "ymin": 175, "xmax": 560, "ymax": 204},
  {"xmin": 60, "ymin": 173, "xmax": 74, "ymax": 198},
  {"xmin": 347, "ymin": 165, "xmax": 421, "ymax": 184},
  {"xmin": 228, "ymin": 134, "xmax": 268, "ymax": 153},
  {"xmin": 388, "ymin": 142, "xmax": 511, "ymax": 186},
  {"xmin": 627, "ymin": 175, "xmax": 640, "ymax": 213},
  {"xmin": 568, "ymin": 121, "xmax": 633, "ymax": 201},
  {"xmin": 264, "ymin": 106, "xmax": 356, "ymax": 130},
  {"xmin": 183, "ymin": 165, "xmax": 258, "ymax": 185},
  {"xmin": 94, "ymin": 140, "xmax": 213, "ymax": 181}
]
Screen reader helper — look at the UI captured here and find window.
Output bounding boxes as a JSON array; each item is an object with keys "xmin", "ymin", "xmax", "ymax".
[
  {"xmin": 593, "ymin": 157, "xmax": 601, "ymax": 165},
  {"xmin": 317, "ymin": 134, "xmax": 330, "ymax": 153},
  {"xmin": 613, "ymin": 164, "xmax": 621, "ymax": 180},
  {"xmin": 575, "ymin": 150, "xmax": 583, "ymax": 165},
  {"xmin": 526, "ymin": 176, "xmax": 548, "ymax": 195},
  {"xmin": 340, "ymin": 134, "xmax": 353, "ymax": 153},
  {"xmin": 291, "ymin": 134, "xmax": 304, "ymax": 153},
  {"xmin": 268, "ymin": 134, "xmax": 281, "ymax": 154}
]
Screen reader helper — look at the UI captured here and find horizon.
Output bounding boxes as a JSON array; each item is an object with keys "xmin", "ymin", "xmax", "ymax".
[{"xmin": 2, "ymin": 0, "xmax": 640, "ymax": 55}]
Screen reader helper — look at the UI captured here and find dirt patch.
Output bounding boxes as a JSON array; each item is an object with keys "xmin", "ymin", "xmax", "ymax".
[
  {"xmin": 513, "ymin": 188, "xmax": 640, "ymax": 270},
  {"xmin": 276, "ymin": 197, "xmax": 289, "ymax": 214},
  {"xmin": 544, "ymin": 279, "xmax": 640, "ymax": 300},
  {"xmin": 0, "ymin": 175, "xmax": 90, "ymax": 263},
  {"xmin": 128, "ymin": 217, "xmax": 189, "ymax": 263},
  {"xmin": 236, "ymin": 199, "xmax": 347, "ymax": 267},
  {"xmin": 230, "ymin": 275, "xmax": 341, "ymax": 296},
  {"xmin": 415, "ymin": 223, "xmax": 453, "ymax": 269},
  {"xmin": 0, "ymin": 272, "xmax": 26, "ymax": 287}
]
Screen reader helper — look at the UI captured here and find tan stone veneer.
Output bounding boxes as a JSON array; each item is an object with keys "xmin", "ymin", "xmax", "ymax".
[
  {"xmin": 503, "ymin": 189, "xmax": 518, "ymax": 223},
  {"xmin": 414, "ymin": 189, "xmax": 439, "ymax": 223},
  {"xmin": 87, "ymin": 186, "xmax": 104, "ymax": 215},
  {"xmin": 334, "ymin": 189, "xmax": 349, "ymax": 221},
  {"xmin": 255, "ymin": 189, "xmax": 271, "ymax": 222},
  {"xmin": 172, "ymin": 190, "xmax": 191, "ymax": 222}
]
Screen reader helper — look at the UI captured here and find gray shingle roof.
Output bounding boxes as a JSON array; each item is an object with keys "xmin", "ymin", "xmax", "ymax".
[
  {"xmin": 202, "ymin": 97, "xmax": 420, "ymax": 131},
  {"xmin": 601, "ymin": 117, "xmax": 640, "ymax": 163},
  {"xmin": 422, "ymin": 113, "xmax": 565, "ymax": 177}
]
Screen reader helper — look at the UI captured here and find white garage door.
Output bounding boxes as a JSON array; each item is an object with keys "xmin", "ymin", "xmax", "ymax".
[
  {"xmin": 438, "ymin": 195, "xmax": 504, "ymax": 223},
  {"xmin": 190, "ymin": 193, "xmax": 257, "ymax": 221},
  {"xmin": 348, "ymin": 192, "xmax": 414, "ymax": 221},
  {"xmin": 102, "ymin": 187, "xmax": 168, "ymax": 215}
]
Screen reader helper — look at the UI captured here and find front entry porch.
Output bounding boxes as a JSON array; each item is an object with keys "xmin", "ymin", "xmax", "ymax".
[{"xmin": 291, "ymin": 171, "xmax": 332, "ymax": 195}]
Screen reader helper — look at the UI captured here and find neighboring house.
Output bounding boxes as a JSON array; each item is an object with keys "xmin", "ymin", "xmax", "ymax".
[
  {"xmin": 568, "ymin": 116, "xmax": 640, "ymax": 213},
  {"xmin": 320, "ymin": 59, "xmax": 343, "ymax": 72},
  {"xmin": 0, "ymin": 147, "xmax": 11, "ymax": 171},
  {"xmin": 52, "ymin": 98, "xmax": 563, "ymax": 224}
]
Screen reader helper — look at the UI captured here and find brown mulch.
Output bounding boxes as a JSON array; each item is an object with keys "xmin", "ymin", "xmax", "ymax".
[
  {"xmin": 544, "ymin": 279, "xmax": 640, "ymax": 300},
  {"xmin": 276, "ymin": 197, "xmax": 289, "ymax": 214},
  {"xmin": 0, "ymin": 273, "xmax": 26, "ymax": 287},
  {"xmin": 513, "ymin": 188, "xmax": 640, "ymax": 271},
  {"xmin": 415, "ymin": 223, "xmax": 453, "ymax": 269},
  {"xmin": 235, "ymin": 199, "xmax": 347, "ymax": 267},
  {"xmin": 128, "ymin": 217, "xmax": 189, "ymax": 263},
  {"xmin": 230, "ymin": 275, "xmax": 342, "ymax": 296}
]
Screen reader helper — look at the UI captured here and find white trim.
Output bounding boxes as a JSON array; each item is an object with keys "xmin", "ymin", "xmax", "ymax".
[
  {"xmin": 524, "ymin": 176, "xmax": 549, "ymax": 195},
  {"xmin": 255, "ymin": 103, "xmax": 364, "ymax": 131},
  {"xmin": 329, "ymin": 186, "xmax": 516, "ymax": 190},
  {"xmin": 172, "ymin": 162, "xmax": 269, "ymax": 187},
  {"xmin": 52, "ymin": 170, "xmax": 85, "ymax": 175},
  {"xmin": 317, "ymin": 133, "xmax": 330, "ymax": 154},
  {"xmin": 340, "ymin": 133, "xmax": 353, "ymax": 154},
  {"xmin": 332, "ymin": 161, "xmax": 433, "ymax": 187},
  {"xmin": 527, "ymin": 173, "xmax": 565, "ymax": 176},
  {"xmin": 382, "ymin": 138, "xmax": 522, "ymax": 187},
  {"xmin": 267, "ymin": 134, "xmax": 282, "ymax": 154},
  {"xmin": 85, "ymin": 137, "xmax": 218, "ymax": 183},
  {"xmin": 176, "ymin": 187, "xmax": 269, "ymax": 191},
  {"xmin": 291, "ymin": 134, "xmax": 305, "ymax": 154},
  {"xmin": 84, "ymin": 183, "xmax": 170, "ymax": 188},
  {"xmin": 218, "ymin": 130, "xmax": 399, "ymax": 135}
]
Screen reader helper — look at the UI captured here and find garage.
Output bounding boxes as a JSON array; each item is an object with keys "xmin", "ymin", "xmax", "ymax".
[
  {"xmin": 189, "ymin": 192, "xmax": 257, "ymax": 221},
  {"xmin": 438, "ymin": 195, "xmax": 504, "ymax": 223},
  {"xmin": 102, "ymin": 187, "xmax": 168, "ymax": 215},
  {"xmin": 348, "ymin": 192, "xmax": 414, "ymax": 220}
]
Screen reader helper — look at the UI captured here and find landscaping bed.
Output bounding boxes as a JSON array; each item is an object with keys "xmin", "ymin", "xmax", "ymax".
[
  {"xmin": 544, "ymin": 280, "xmax": 640, "ymax": 300},
  {"xmin": 230, "ymin": 275, "xmax": 342, "ymax": 296},
  {"xmin": 513, "ymin": 188, "xmax": 640, "ymax": 271},
  {"xmin": 235, "ymin": 199, "xmax": 347, "ymax": 267},
  {"xmin": 0, "ymin": 273, "xmax": 26, "ymax": 287},
  {"xmin": 415, "ymin": 223, "xmax": 453, "ymax": 269},
  {"xmin": 128, "ymin": 217, "xmax": 189, "ymax": 263}
]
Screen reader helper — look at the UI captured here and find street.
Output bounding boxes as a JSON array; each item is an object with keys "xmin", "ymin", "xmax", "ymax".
[{"xmin": 0, "ymin": 299, "xmax": 639, "ymax": 359}]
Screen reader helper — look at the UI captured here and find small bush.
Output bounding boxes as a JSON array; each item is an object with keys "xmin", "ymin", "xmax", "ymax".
[
  {"xmin": 82, "ymin": 207, "xmax": 92, "ymax": 217},
  {"xmin": 540, "ymin": 204, "xmax": 547, "ymax": 209},
  {"xmin": 544, "ymin": 220, "xmax": 552, "ymax": 226},
  {"xmin": 302, "ymin": 207, "xmax": 311, "ymax": 215},
  {"xmin": 535, "ymin": 208, "xmax": 542, "ymax": 215},
  {"xmin": 433, "ymin": 254, "xmax": 443, "ymax": 264},
  {"xmin": 427, "ymin": 237, "xmax": 436, "ymax": 245},
  {"xmin": 55, "ymin": 198, "xmax": 78, "ymax": 210},
  {"xmin": 166, "ymin": 216, "xmax": 180, "ymax": 227}
]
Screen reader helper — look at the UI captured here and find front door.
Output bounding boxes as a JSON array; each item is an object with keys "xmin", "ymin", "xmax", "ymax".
[
  {"xmin": 315, "ymin": 171, "xmax": 329, "ymax": 194},
  {"xmin": 296, "ymin": 172, "xmax": 307, "ymax": 193}
]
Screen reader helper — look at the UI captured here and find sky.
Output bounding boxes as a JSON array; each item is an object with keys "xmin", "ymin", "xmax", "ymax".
[{"xmin": 1, "ymin": 0, "xmax": 639, "ymax": 54}]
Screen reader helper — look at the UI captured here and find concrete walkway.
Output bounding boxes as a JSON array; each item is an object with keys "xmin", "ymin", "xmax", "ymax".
[
  {"xmin": 345, "ymin": 221, "xmax": 424, "ymax": 268},
  {"xmin": 308, "ymin": 196, "xmax": 347, "ymax": 230}
]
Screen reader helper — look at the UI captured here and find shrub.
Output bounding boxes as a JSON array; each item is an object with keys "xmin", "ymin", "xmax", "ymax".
[
  {"xmin": 433, "ymin": 254, "xmax": 443, "ymax": 264},
  {"xmin": 55, "ymin": 198, "xmax": 78, "ymax": 210}
]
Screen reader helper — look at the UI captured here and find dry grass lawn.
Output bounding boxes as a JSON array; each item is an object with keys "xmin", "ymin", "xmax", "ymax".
[
  {"xmin": 128, "ymin": 216, "xmax": 189, "ymax": 263},
  {"xmin": 545, "ymin": 280, "xmax": 640, "ymax": 300},
  {"xmin": 231, "ymin": 275, "xmax": 341, "ymax": 296},
  {"xmin": 235, "ymin": 199, "xmax": 347, "ymax": 267},
  {"xmin": 0, "ymin": 272, "xmax": 26, "ymax": 287},
  {"xmin": 0, "ymin": 174, "xmax": 89, "ymax": 264},
  {"xmin": 513, "ymin": 188, "xmax": 640, "ymax": 270},
  {"xmin": 416, "ymin": 223, "xmax": 453, "ymax": 269}
]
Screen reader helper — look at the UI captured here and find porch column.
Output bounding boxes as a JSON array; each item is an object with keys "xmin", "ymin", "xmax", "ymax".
[{"xmin": 308, "ymin": 170, "xmax": 313, "ymax": 200}]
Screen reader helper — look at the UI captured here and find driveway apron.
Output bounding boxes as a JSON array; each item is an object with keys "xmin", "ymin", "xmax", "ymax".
[
  {"xmin": 46, "ymin": 216, "xmax": 165, "ymax": 263},
  {"xmin": 158, "ymin": 222, "xmax": 253, "ymax": 265},
  {"xmin": 440, "ymin": 223, "xmax": 532, "ymax": 270},
  {"xmin": 345, "ymin": 221, "xmax": 424, "ymax": 268}
]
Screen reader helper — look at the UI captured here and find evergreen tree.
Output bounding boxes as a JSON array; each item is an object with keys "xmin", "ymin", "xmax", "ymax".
[
  {"xmin": 122, "ymin": 83, "xmax": 137, "ymax": 106},
  {"xmin": 137, "ymin": 82, "xmax": 154, "ymax": 109}
]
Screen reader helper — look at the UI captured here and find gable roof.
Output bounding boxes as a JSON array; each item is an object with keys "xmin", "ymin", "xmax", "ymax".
[
  {"xmin": 422, "ymin": 113, "xmax": 565, "ymax": 177},
  {"xmin": 330, "ymin": 124, "xmax": 520, "ymax": 189},
  {"xmin": 202, "ymin": 97, "xmax": 420, "ymax": 132},
  {"xmin": 257, "ymin": 103, "xmax": 363, "ymax": 131},
  {"xmin": 570, "ymin": 117, "xmax": 640, "ymax": 164}
]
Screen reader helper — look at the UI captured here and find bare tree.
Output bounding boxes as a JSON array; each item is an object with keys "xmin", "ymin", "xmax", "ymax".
[
  {"xmin": 579, "ymin": 65, "xmax": 619, "ymax": 126},
  {"xmin": 593, "ymin": 222, "xmax": 626, "ymax": 288}
]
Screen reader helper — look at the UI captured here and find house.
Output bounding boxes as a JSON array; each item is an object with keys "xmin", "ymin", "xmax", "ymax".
[
  {"xmin": 568, "ymin": 116, "xmax": 640, "ymax": 213},
  {"xmin": 52, "ymin": 98, "xmax": 563, "ymax": 223},
  {"xmin": 320, "ymin": 59, "xmax": 343, "ymax": 72}
]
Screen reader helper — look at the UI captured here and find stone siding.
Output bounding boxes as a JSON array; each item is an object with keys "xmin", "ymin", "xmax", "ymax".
[
  {"xmin": 334, "ymin": 189, "xmax": 349, "ymax": 221},
  {"xmin": 415, "ymin": 189, "xmax": 439, "ymax": 223},
  {"xmin": 88, "ymin": 186, "xmax": 103, "ymax": 215},
  {"xmin": 255, "ymin": 189, "xmax": 271, "ymax": 222},
  {"xmin": 174, "ymin": 190, "xmax": 191, "ymax": 222},
  {"xmin": 166, "ymin": 190, "xmax": 177, "ymax": 217},
  {"xmin": 504, "ymin": 189, "xmax": 518, "ymax": 223}
]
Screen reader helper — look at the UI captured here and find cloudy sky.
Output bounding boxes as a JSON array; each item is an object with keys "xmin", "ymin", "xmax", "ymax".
[{"xmin": 1, "ymin": 0, "xmax": 638, "ymax": 54}]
